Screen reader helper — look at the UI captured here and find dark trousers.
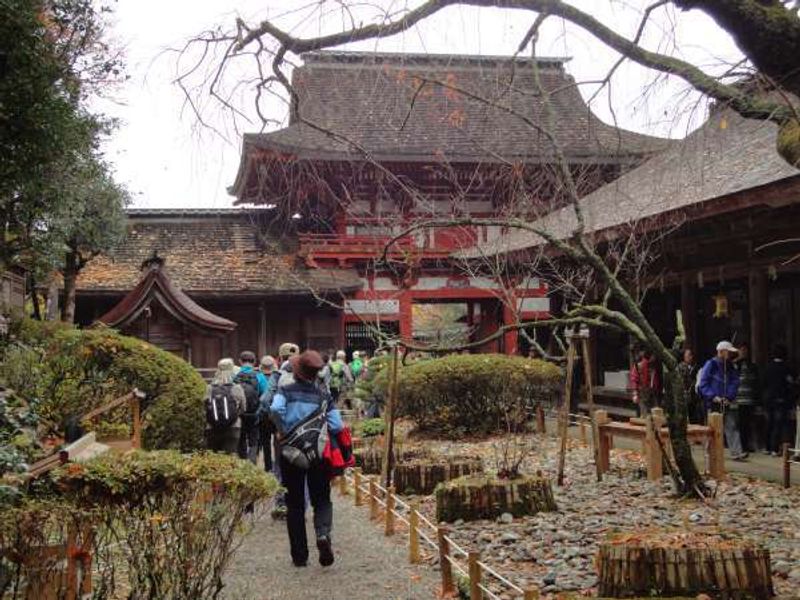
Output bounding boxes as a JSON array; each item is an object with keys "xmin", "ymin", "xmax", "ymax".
[
  {"xmin": 259, "ymin": 423, "xmax": 273, "ymax": 472},
  {"xmin": 767, "ymin": 404, "xmax": 793, "ymax": 453},
  {"xmin": 738, "ymin": 404, "xmax": 756, "ymax": 451},
  {"xmin": 206, "ymin": 428, "xmax": 240, "ymax": 455},
  {"xmin": 281, "ymin": 457, "xmax": 332, "ymax": 564},
  {"xmin": 238, "ymin": 421, "xmax": 259, "ymax": 464}
]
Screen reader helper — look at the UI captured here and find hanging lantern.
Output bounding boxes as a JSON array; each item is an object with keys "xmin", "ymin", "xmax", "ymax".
[
  {"xmin": 712, "ymin": 293, "xmax": 729, "ymax": 319},
  {"xmin": 768, "ymin": 265, "xmax": 778, "ymax": 281}
]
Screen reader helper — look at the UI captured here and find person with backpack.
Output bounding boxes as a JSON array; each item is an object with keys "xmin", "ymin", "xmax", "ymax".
[
  {"xmin": 270, "ymin": 350, "xmax": 344, "ymax": 568},
  {"xmin": 698, "ymin": 340, "xmax": 744, "ymax": 460},
  {"xmin": 329, "ymin": 350, "xmax": 353, "ymax": 406},
  {"xmin": 258, "ymin": 342, "xmax": 300, "ymax": 519},
  {"xmin": 350, "ymin": 351, "xmax": 364, "ymax": 380},
  {"xmin": 205, "ymin": 358, "xmax": 246, "ymax": 454},
  {"xmin": 235, "ymin": 351, "xmax": 268, "ymax": 464}
]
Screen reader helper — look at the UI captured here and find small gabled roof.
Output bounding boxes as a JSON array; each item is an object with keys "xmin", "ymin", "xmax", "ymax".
[{"xmin": 96, "ymin": 257, "xmax": 236, "ymax": 332}]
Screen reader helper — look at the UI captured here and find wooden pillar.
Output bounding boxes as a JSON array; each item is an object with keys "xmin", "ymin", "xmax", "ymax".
[
  {"xmin": 257, "ymin": 301, "xmax": 267, "ymax": 359},
  {"xmin": 384, "ymin": 486, "xmax": 396, "ymax": 536},
  {"xmin": 749, "ymin": 268, "xmax": 768, "ymax": 365},
  {"xmin": 409, "ymin": 501, "xmax": 420, "ymax": 564},
  {"xmin": 782, "ymin": 443, "xmax": 791, "ymax": 489},
  {"xmin": 708, "ymin": 412, "xmax": 725, "ymax": 480},
  {"xmin": 680, "ymin": 273, "xmax": 697, "ymax": 352},
  {"xmin": 595, "ymin": 410, "xmax": 611, "ymax": 474},
  {"xmin": 354, "ymin": 469, "xmax": 363, "ymax": 506},
  {"xmin": 369, "ymin": 477, "xmax": 379, "ymax": 520},
  {"xmin": 468, "ymin": 551, "xmax": 481, "ymax": 600},
  {"xmin": 645, "ymin": 410, "xmax": 663, "ymax": 481},
  {"xmin": 437, "ymin": 526, "xmax": 455, "ymax": 596}
]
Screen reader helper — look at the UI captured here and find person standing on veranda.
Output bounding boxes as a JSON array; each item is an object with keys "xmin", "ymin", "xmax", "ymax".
[{"xmin": 699, "ymin": 341, "xmax": 744, "ymax": 460}]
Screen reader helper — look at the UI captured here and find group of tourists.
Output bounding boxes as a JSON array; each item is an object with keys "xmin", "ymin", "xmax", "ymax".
[
  {"xmin": 203, "ymin": 343, "xmax": 359, "ymax": 568},
  {"xmin": 630, "ymin": 341, "xmax": 798, "ymax": 461}
]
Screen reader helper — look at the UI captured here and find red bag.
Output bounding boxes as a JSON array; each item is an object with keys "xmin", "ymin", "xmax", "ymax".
[{"xmin": 323, "ymin": 426, "xmax": 355, "ymax": 478}]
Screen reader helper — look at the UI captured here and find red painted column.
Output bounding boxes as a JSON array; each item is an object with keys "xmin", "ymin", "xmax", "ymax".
[
  {"xmin": 502, "ymin": 303, "xmax": 518, "ymax": 355},
  {"xmin": 399, "ymin": 292, "xmax": 413, "ymax": 345}
]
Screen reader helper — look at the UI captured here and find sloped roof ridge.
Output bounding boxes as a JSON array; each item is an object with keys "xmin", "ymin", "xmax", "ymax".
[{"xmin": 301, "ymin": 50, "xmax": 570, "ymax": 69}]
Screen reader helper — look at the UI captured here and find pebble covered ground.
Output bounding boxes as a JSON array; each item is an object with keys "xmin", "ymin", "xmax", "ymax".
[
  {"xmin": 401, "ymin": 433, "xmax": 800, "ymax": 599},
  {"xmin": 225, "ymin": 492, "xmax": 440, "ymax": 600}
]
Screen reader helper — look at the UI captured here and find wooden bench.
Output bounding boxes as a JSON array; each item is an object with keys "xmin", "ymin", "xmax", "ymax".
[{"xmin": 595, "ymin": 408, "xmax": 724, "ymax": 481}]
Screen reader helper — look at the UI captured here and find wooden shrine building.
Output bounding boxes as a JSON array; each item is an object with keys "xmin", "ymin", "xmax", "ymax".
[
  {"xmin": 73, "ymin": 208, "xmax": 361, "ymax": 368},
  {"xmin": 477, "ymin": 106, "xmax": 800, "ymax": 383},
  {"xmin": 229, "ymin": 50, "xmax": 668, "ymax": 354}
]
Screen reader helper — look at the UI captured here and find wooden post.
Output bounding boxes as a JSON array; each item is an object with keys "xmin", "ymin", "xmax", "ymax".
[
  {"xmin": 338, "ymin": 473, "xmax": 348, "ymax": 495},
  {"xmin": 381, "ymin": 344, "xmax": 400, "ymax": 488},
  {"xmin": 468, "ymin": 551, "xmax": 481, "ymax": 600},
  {"xmin": 354, "ymin": 469, "xmax": 363, "ymax": 506},
  {"xmin": 524, "ymin": 589, "xmax": 540, "ymax": 600},
  {"xmin": 557, "ymin": 336, "xmax": 577, "ymax": 486},
  {"xmin": 384, "ymin": 485, "xmax": 396, "ymax": 536},
  {"xmin": 536, "ymin": 403, "xmax": 546, "ymax": 434},
  {"xmin": 645, "ymin": 410, "xmax": 663, "ymax": 481},
  {"xmin": 409, "ymin": 501, "xmax": 420, "ymax": 564},
  {"xmin": 130, "ymin": 395, "xmax": 142, "ymax": 450},
  {"xmin": 783, "ymin": 443, "xmax": 791, "ymax": 489},
  {"xmin": 369, "ymin": 476, "xmax": 379, "ymax": 520},
  {"xmin": 707, "ymin": 412, "xmax": 725, "ymax": 480},
  {"xmin": 437, "ymin": 526, "xmax": 455, "ymax": 596},
  {"xmin": 579, "ymin": 420, "xmax": 587, "ymax": 444},
  {"xmin": 595, "ymin": 410, "xmax": 611, "ymax": 474}
]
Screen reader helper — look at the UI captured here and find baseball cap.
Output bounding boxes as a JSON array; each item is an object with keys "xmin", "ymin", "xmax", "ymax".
[{"xmin": 716, "ymin": 341, "xmax": 738, "ymax": 353}]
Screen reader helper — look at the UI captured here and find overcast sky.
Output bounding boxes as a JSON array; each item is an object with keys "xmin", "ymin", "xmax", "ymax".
[{"xmin": 96, "ymin": 1, "xmax": 744, "ymax": 209}]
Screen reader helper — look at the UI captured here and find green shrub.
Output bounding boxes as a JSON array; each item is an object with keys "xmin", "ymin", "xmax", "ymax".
[
  {"xmin": 1, "ymin": 451, "xmax": 278, "ymax": 599},
  {"xmin": 3, "ymin": 319, "xmax": 207, "ymax": 450},
  {"xmin": 395, "ymin": 354, "xmax": 561, "ymax": 438},
  {"xmin": 356, "ymin": 418, "xmax": 386, "ymax": 438}
]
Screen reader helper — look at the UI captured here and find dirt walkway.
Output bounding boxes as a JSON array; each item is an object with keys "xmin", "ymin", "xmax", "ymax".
[{"xmin": 225, "ymin": 492, "xmax": 440, "ymax": 600}]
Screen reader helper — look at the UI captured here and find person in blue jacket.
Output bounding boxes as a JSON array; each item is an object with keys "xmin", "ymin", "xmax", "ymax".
[
  {"xmin": 698, "ymin": 340, "xmax": 744, "ymax": 459},
  {"xmin": 270, "ymin": 350, "xmax": 343, "ymax": 568}
]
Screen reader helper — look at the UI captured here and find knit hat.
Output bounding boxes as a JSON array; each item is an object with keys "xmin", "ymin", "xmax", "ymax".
[
  {"xmin": 291, "ymin": 350, "xmax": 324, "ymax": 382},
  {"xmin": 217, "ymin": 357, "xmax": 236, "ymax": 372},
  {"xmin": 278, "ymin": 342, "xmax": 300, "ymax": 359}
]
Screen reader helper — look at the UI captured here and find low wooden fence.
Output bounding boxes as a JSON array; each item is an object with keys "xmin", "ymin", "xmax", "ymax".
[{"xmin": 341, "ymin": 469, "xmax": 541, "ymax": 600}]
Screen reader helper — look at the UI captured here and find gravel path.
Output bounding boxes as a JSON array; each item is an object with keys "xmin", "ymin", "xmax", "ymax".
[{"xmin": 225, "ymin": 492, "xmax": 440, "ymax": 600}]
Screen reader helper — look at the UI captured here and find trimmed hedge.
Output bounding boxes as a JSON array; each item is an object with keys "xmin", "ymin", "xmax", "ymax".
[
  {"xmin": 395, "ymin": 354, "xmax": 561, "ymax": 438},
  {"xmin": 3, "ymin": 319, "xmax": 206, "ymax": 450}
]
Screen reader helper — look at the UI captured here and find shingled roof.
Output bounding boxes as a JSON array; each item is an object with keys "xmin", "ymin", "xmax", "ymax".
[
  {"xmin": 77, "ymin": 209, "xmax": 362, "ymax": 295},
  {"xmin": 96, "ymin": 258, "xmax": 237, "ymax": 332},
  {"xmin": 232, "ymin": 51, "xmax": 671, "ymax": 196},
  {"xmin": 460, "ymin": 110, "xmax": 800, "ymax": 258}
]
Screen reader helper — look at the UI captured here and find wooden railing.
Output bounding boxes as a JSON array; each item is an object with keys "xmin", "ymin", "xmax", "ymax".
[
  {"xmin": 341, "ymin": 469, "xmax": 541, "ymax": 600},
  {"xmin": 81, "ymin": 389, "xmax": 145, "ymax": 450}
]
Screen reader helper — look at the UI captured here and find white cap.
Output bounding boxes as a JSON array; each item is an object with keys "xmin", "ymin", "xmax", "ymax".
[{"xmin": 716, "ymin": 341, "xmax": 738, "ymax": 353}]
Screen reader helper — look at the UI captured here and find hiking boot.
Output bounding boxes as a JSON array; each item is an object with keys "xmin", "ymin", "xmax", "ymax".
[
  {"xmin": 317, "ymin": 536, "xmax": 334, "ymax": 567},
  {"xmin": 292, "ymin": 558, "xmax": 308, "ymax": 567}
]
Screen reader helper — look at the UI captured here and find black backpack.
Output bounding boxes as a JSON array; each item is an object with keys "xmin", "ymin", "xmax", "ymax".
[
  {"xmin": 206, "ymin": 383, "xmax": 240, "ymax": 429},
  {"xmin": 235, "ymin": 370, "xmax": 260, "ymax": 423}
]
